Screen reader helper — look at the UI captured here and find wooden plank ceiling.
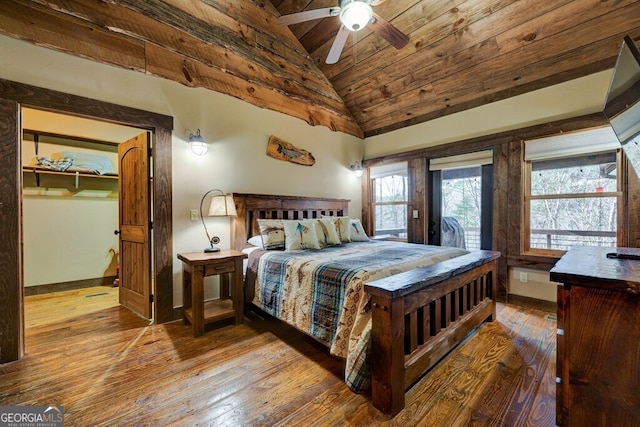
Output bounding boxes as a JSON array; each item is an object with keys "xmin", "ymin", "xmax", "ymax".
[{"xmin": 1, "ymin": 0, "xmax": 640, "ymax": 139}]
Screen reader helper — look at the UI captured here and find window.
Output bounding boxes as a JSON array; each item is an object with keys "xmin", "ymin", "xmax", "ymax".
[
  {"xmin": 371, "ymin": 162, "xmax": 408, "ymax": 239},
  {"xmin": 524, "ymin": 127, "xmax": 622, "ymax": 255}
]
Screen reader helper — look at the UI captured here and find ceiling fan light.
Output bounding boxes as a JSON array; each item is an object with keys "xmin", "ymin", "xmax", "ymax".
[{"xmin": 340, "ymin": 1, "xmax": 372, "ymax": 32}]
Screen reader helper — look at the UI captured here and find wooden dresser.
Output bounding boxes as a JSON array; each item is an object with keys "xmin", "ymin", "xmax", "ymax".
[{"xmin": 550, "ymin": 246, "xmax": 640, "ymax": 426}]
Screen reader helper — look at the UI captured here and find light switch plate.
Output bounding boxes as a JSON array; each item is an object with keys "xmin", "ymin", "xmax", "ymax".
[
  {"xmin": 190, "ymin": 209, "xmax": 199, "ymax": 221},
  {"xmin": 412, "ymin": 210, "xmax": 419, "ymax": 219}
]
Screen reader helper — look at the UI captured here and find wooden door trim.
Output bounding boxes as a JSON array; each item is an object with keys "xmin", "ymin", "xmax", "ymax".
[
  {"xmin": 0, "ymin": 78, "xmax": 174, "ymax": 363},
  {"xmin": 0, "ymin": 79, "xmax": 173, "ymax": 130},
  {"xmin": 0, "ymin": 98, "xmax": 23, "ymax": 363}
]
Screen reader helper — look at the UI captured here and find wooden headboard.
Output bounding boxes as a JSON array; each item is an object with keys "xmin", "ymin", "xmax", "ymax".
[{"xmin": 230, "ymin": 193, "xmax": 350, "ymax": 251}]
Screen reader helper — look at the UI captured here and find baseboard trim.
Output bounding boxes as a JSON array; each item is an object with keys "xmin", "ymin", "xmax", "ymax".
[
  {"xmin": 172, "ymin": 307, "xmax": 184, "ymax": 322},
  {"xmin": 25, "ymin": 276, "xmax": 118, "ymax": 296},
  {"xmin": 507, "ymin": 294, "xmax": 556, "ymax": 313}
]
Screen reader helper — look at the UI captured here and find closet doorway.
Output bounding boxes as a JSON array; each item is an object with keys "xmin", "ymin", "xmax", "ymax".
[
  {"xmin": 0, "ymin": 79, "xmax": 174, "ymax": 363},
  {"xmin": 21, "ymin": 108, "xmax": 149, "ymax": 329}
]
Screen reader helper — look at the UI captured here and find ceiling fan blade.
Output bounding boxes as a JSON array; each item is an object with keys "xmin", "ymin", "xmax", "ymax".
[
  {"xmin": 369, "ymin": 12, "xmax": 410, "ymax": 49},
  {"xmin": 326, "ymin": 25, "xmax": 351, "ymax": 64},
  {"xmin": 277, "ymin": 7, "xmax": 339, "ymax": 26}
]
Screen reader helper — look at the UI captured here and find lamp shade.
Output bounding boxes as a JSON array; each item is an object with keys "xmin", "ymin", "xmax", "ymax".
[
  {"xmin": 340, "ymin": 0, "xmax": 372, "ymax": 31},
  {"xmin": 208, "ymin": 193, "xmax": 237, "ymax": 217},
  {"xmin": 199, "ymin": 189, "xmax": 236, "ymax": 252}
]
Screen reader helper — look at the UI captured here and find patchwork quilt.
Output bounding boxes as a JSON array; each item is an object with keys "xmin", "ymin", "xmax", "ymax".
[{"xmin": 246, "ymin": 240, "xmax": 467, "ymax": 392}]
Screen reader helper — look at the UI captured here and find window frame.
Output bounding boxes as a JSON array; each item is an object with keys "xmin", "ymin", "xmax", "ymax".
[
  {"xmin": 522, "ymin": 149, "xmax": 623, "ymax": 257},
  {"xmin": 371, "ymin": 173, "xmax": 409, "ymax": 240}
]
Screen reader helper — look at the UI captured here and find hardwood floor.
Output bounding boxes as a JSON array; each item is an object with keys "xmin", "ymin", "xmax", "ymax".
[
  {"xmin": 1, "ymin": 289, "xmax": 557, "ymax": 426},
  {"xmin": 23, "ymin": 285, "xmax": 119, "ymax": 328}
]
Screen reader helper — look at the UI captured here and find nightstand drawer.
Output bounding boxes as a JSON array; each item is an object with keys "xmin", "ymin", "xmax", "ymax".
[{"xmin": 203, "ymin": 262, "xmax": 235, "ymax": 276}]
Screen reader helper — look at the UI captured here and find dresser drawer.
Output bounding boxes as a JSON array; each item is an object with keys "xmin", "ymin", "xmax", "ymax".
[{"xmin": 203, "ymin": 261, "xmax": 235, "ymax": 276}]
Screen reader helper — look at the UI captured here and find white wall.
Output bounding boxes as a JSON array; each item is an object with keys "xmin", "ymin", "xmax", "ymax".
[
  {"xmin": 22, "ymin": 196, "xmax": 119, "ymax": 286},
  {"xmin": 364, "ymin": 71, "xmax": 612, "ymax": 159},
  {"xmin": 509, "ymin": 267, "xmax": 557, "ymax": 302},
  {"xmin": 0, "ymin": 34, "xmax": 363, "ymax": 306}
]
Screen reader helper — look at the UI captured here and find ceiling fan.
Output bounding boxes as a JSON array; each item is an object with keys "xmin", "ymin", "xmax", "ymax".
[{"xmin": 277, "ymin": 0, "xmax": 410, "ymax": 64}]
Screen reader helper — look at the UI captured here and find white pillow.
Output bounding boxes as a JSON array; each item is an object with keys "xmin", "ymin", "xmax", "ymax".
[
  {"xmin": 242, "ymin": 246, "xmax": 261, "ymax": 256},
  {"xmin": 314, "ymin": 221, "xmax": 328, "ymax": 248},
  {"xmin": 350, "ymin": 218, "xmax": 369, "ymax": 242},
  {"xmin": 283, "ymin": 219, "xmax": 321, "ymax": 250},
  {"xmin": 257, "ymin": 219, "xmax": 285, "ymax": 250},
  {"xmin": 323, "ymin": 216, "xmax": 351, "ymax": 243},
  {"xmin": 247, "ymin": 235, "xmax": 264, "ymax": 248},
  {"xmin": 317, "ymin": 217, "xmax": 341, "ymax": 246}
]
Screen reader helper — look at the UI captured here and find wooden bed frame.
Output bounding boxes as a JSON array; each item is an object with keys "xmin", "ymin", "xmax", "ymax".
[{"xmin": 230, "ymin": 193, "xmax": 500, "ymax": 416}]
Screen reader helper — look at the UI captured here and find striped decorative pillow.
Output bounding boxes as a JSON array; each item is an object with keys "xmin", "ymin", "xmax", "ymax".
[{"xmin": 257, "ymin": 219, "xmax": 285, "ymax": 250}]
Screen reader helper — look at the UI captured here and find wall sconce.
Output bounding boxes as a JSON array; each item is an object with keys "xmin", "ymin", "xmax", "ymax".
[
  {"xmin": 189, "ymin": 129, "xmax": 208, "ymax": 156},
  {"xmin": 350, "ymin": 161, "xmax": 364, "ymax": 178}
]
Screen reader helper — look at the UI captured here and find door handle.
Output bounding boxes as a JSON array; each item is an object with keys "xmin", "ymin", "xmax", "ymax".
[{"xmin": 114, "ymin": 230, "xmax": 121, "ymax": 235}]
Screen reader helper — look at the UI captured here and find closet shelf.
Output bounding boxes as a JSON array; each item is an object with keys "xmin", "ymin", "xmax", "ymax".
[
  {"xmin": 23, "ymin": 166, "xmax": 118, "ymax": 188},
  {"xmin": 22, "ymin": 129, "xmax": 118, "ymax": 190},
  {"xmin": 23, "ymin": 129, "xmax": 119, "ymax": 150}
]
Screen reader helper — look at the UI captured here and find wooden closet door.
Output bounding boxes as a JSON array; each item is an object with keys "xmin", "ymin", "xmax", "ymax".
[{"xmin": 117, "ymin": 132, "xmax": 152, "ymax": 319}]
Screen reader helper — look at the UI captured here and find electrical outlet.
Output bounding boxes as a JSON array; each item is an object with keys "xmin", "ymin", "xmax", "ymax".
[
  {"xmin": 190, "ymin": 209, "xmax": 199, "ymax": 221},
  {"xmin": 519, "ymin": 272, "xmax": 528, "ymax": 283}
]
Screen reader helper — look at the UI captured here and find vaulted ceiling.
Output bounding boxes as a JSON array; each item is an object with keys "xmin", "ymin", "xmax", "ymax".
[{"xmin": 1, "ymin": 0, "xmax": 640, "ymax": 139}]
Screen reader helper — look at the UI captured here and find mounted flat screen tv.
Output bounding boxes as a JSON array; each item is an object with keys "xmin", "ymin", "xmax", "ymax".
[
  {"xmin": 603, "ymin": 35, "xmax": 640, "ymax": 178},
  {"xmin": 603, "ymin": 35, "xmax": 640, "ymax": 260}
]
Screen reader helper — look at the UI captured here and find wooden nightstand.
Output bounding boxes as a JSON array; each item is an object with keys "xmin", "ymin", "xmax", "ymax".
[{"xmin": 178, "ymin": 250, "xmax": 248, "ymax": 337}]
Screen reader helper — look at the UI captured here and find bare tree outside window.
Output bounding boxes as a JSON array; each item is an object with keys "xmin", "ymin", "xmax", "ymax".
[
  {"xmin": 526, "ymin": 151, "xmax": 619, "ymax": 253},
  {"xmin": 373, "ymin": 174, "xmax": 408, "ymax": 238}
]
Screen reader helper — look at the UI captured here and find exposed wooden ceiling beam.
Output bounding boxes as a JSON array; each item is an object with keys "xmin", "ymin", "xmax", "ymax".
[
  {"xmin": 2, "ymin": 0, "xmax": 640, "ymax": 140},
  {"xmin": 0, "ymin": 0, "xmax": 363, "ymax": 138}
]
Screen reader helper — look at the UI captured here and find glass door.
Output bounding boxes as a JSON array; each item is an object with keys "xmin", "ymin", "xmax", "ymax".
[{"xmin": 428, "ymin": 152, "xmax": 493, "ymax": 250}]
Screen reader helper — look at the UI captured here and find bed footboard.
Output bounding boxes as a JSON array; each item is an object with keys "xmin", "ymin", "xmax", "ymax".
[{"xmin": 364, "ymin": 250, "xmax": 500, "ymax": 416}]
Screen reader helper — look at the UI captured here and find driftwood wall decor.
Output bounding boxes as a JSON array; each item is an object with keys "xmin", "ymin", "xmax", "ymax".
[{"xmin": 266, "ymin": 135, "xmax": 315, "ymax": 166}]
